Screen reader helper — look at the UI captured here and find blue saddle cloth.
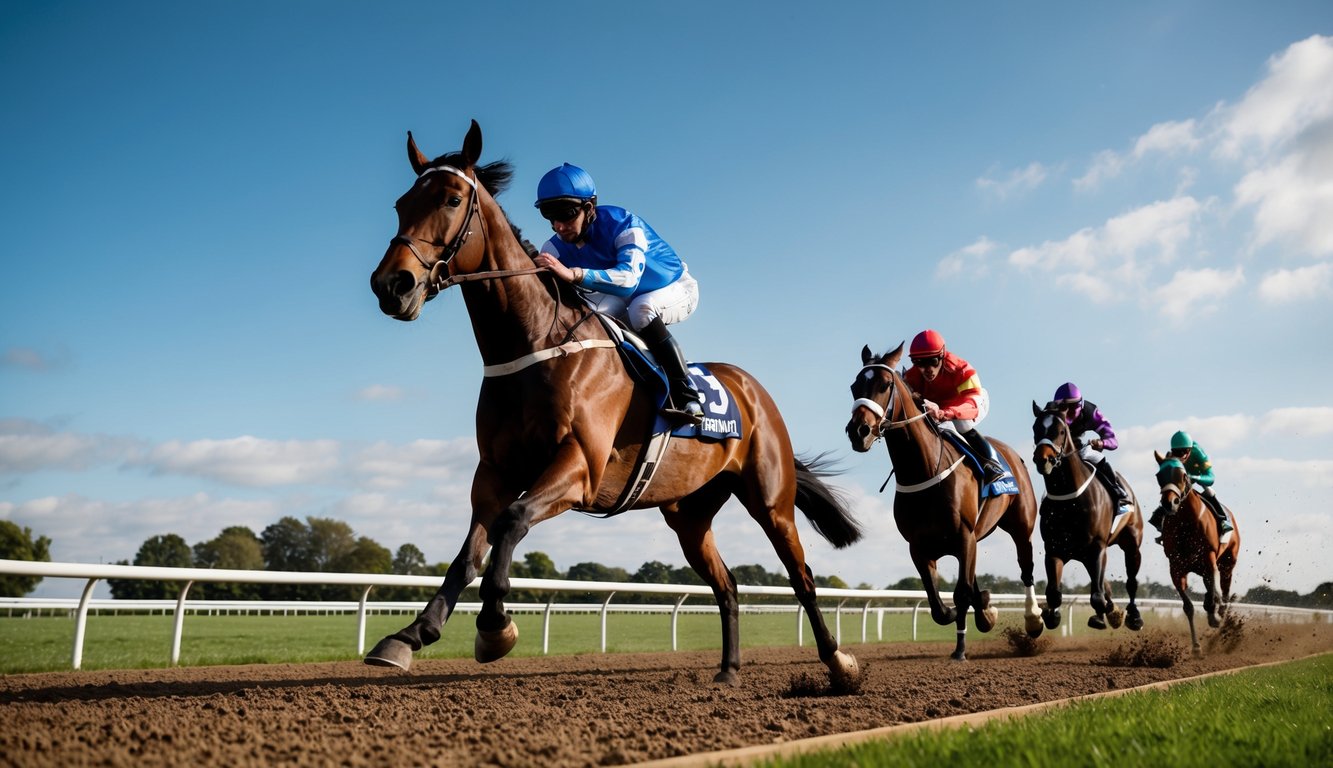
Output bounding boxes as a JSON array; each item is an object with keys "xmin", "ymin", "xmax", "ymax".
[
  {"xmin": 617, "ymin": 341, "xmax": 741, "ymax": 441},
  {"xmin": 940, "ymin": 430, "xmax": 1020, "ymax": 498}
]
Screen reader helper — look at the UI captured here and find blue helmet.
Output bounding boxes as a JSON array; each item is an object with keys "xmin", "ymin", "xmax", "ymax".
[
  {"xmin": 1054, "ymin": 382, "xmax": 1082, "ymax": 404},
  {"xmin": 534, "ymin": 163, "xmax": 597, "ymax": 206}
]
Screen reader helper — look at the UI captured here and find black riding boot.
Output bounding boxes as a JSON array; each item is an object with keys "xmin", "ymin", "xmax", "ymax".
[
  {"xmin": 1094, "ymin": 459, "xmax": 1132, "ymax": 515},
  {"xmin": 640, "ymin": 317, "xmax": 703, "ymax": 425},
  {"xmin": 1202, "ymin": 489, "xmax": 1233, "ymax": 534},
  {"xmin": 962, "ymin": 429, "xmax": 1005, "ymax": 485}
]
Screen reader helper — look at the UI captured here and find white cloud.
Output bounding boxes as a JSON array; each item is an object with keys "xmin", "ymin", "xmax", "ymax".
[
  {"xmin": 976, "ymin": 162, "xmax": 1049, "ymax": 199},
  {"xmin": 1217, "ymin": 35, "xmax": 1333, "ymax": 158},
  {"xmin": 356, "ymin": 384, "xmax": 405, "ymax": 401},
  {"xmin": 137, "ymin": 436, "xmax": 342, "ymax": 487},
  {"xmin": 1133, "ymin": 119, "xmax": 1201, "ymax": 157},
  {"xmin": 2, "ymin": 346, "xmax": 69, "ymax": 372},
  {"xmin": 1262, "ymin": 406, "xmax": 1333, "ymax": 436},
  {"xmin": 1229, "ymin": 457, "xmax": 1333, "ymax": 488},
  {"xmin": 0, "ymin": 420, "xmax": 141, "ymax": 474},
  {"xmin": 936, "ymin": 236, "xmax": 998, "ymax": 279},
  {"xmin": 1258, "ymin": 263, "xmax": 1333, "ymax": 302},
  {"xmin": 1074, "ymin": 149, "xmax": 1124, "ymax": 190},
  {"xmin": 1151, "ymin": 265, "xmax": 1245, "ymax": 319},
  {"xmin": 350, "ymin": 438, "xmax": 477, "ymax": 490},
  {"xmin": 1234, "ymin": 152, "xmax": 1333, "ymax": 256},
  {"xmin": 1007, "ymin": 197, "xmax": 1204, "ymax": 302}
]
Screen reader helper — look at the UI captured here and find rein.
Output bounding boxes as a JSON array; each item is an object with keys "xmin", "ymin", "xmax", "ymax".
[
  {"xmin": 394, "ymin": 162, "xmax": 613, "ymax": 378},
  {"xmin": 1036, "ymin": 418, "xmax": 1098, "ymax": 500}
]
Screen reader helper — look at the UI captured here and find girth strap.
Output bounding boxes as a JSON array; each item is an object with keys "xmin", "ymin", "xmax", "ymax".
[{"xmin": 481, "ymin": 339, "xmax": 617, "ymax": 377}]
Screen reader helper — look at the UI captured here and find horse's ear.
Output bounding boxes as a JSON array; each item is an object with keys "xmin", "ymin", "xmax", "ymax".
[
  {"xmin": 1032, "ymin": 400, "xmax": 1042, "ymax": 418},
  {"xmin": 885, "ymin": 342, "xmax": 905, "ymax": 367},
  {"xmin": 407, "ymin": 131, "xmax": 430, "ymax": 176},
  {"xmin": 861, "ymin": 345, "xmax": 873, "ymax": 365},
  {"xmin": 461, "ymin": 120, "xmax": 483, "ymax": 168},
  {"xmin": 1153, "ymin": 449, "xmax": 1166, "ymax": 465}
]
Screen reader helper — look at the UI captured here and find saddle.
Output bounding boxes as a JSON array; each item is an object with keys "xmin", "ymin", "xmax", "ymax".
[
  {"xmin": 575, "ymin": 314, "xmax": 743, "ymax": 517},
  {"xmin": 938, "ymin": 428, "xmax": 1019, "ymax": 499}
]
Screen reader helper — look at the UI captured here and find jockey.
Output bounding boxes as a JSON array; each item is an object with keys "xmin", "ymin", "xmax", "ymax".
[
  {"xmin": 532, "ymin": 163, "xmax": 703, "ymax": 425},
  {"xmin": 1051, "ymin": 382, "xmax": 1133, "ymax": 517},
  {"xmin": 903, "ymin": 329, "xmax": 1005, "ymax": 485},
  {"xmin": 1150, "ymin": 430, "xmax": 1233, "ymax": 537}
]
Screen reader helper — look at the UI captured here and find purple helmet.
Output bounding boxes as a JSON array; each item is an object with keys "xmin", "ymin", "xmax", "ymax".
[{"xmin": 1054, "ymin": 382, "xmax": 1082, "ymax": 404}]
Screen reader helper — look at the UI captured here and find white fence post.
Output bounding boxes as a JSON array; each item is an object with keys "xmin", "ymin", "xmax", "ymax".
[
  {"xmin": 170, "ymin": 580, "xmax": 194, "ymax": 665},
  {"xmin": 357, "ymin": 585, "xmax": 373, "ymax": 656},
  {"xmin": 72, "ymin": 578, "xmax": 99, "ymax": 670}
]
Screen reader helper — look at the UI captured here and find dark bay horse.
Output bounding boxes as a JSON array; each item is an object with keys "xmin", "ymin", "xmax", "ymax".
[
  {"xmin": 366, "ymin": 121, "xmax": 863, "ymax": 686},
  {"xmin": 1031, "ymin": 403, "xmax": 1144, "ymax": 632},
  {"xmin": 1153, "ymin": 450, "xmax": 1241, "ymax": 656},
  {"xmin": 846, "ymin": 344, "xmax": 1041, "ymax": 660}
]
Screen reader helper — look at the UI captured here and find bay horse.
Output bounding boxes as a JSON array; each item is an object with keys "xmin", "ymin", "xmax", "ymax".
[
  {"xmin": 1031, "ymin": 402, "xmax": 1144, "ymax": 632},
  {"xmin": 366, "ymin": 120, "xmax": 863, "ymax": 686},
  {"xmin": 1152, "ymin": 450, "xmax": 1241, "ymax": 656},
  {"xmin": 846, "ymin": 344, "xmax": 1042, "ymax": 660}
]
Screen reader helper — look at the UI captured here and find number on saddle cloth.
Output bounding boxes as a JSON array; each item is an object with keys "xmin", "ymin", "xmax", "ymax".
[
  {"xmin": 609, "ymin": 331, "xmax": 742, "ymax": 441},
  {"xmin": 940, "ymin": 430, "xmax": 1019, "ymax": 498}
]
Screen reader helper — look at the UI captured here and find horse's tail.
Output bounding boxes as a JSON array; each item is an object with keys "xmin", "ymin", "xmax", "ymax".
[{"xmin": 793, "ymin": 452, "xmax": 863, "ymax": 549}]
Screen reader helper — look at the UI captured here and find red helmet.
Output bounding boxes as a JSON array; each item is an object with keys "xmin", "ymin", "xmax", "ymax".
[{"xmin": 910, "ymin": 329, "xmax": 946, "ymax": 358}]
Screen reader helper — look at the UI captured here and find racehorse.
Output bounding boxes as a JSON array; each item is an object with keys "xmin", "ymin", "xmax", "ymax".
[
  {"xmin": 1152, "ymin": 450, "xmax": 1241, "ymax": 656},
  {"xmin": 847, "ymin": 344, "xmax": 1042, "ymax": 660},
  {"xmin": 366, "ymin": 120, "xmax": 863, "ymax": 686},
  {"xmin": 1031, "ymin": 402, "xmax": 1145, "ymax": 632}
]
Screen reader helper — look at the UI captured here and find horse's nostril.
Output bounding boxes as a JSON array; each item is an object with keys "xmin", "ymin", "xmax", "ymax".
[{"xmin": 391, "ymin": 270, "xmax": 417, "ymax": 297}]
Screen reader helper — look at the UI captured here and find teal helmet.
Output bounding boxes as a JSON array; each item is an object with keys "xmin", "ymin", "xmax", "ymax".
[
  {"xmin": 1170, "ymin": 430, "xmax": 1193, "ymax": 451},
  {"xmin": 534, "ymin": 163, "xmax": 596, "ymax": 206}
]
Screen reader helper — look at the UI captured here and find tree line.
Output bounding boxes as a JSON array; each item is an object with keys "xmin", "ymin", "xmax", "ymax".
[{"xmin": 1, "ymin": 517, "xmax": 1330, "ymax": 609}]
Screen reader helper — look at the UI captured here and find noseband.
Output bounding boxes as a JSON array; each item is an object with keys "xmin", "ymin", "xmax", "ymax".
[
  {"xmin": 1034, "ymin": 415, "xmax": 1075, "ymax": 471},
  {"xmin": 390, "ymin": 164, "xmax": 482, "ymax": 294}
]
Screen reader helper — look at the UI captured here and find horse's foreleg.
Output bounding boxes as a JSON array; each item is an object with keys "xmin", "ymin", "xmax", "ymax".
[
  {"xmin": 911, "ymin": 550, "xmax": 956, "ymax": 627},
  {"xmin": 1175, "ymin": 570, "xmax": 1201, "ymax": 656},
  {"xmin": 1008, "ymin": 519, "xmax": 1043, "ymax": 636},
  {"xmin": 1122, "ymin": 536, "xmax": 1144, "ymax": 631},
  {"xmin": 1202, "ymin": 556, "xmax": 1223, "ymax": 628},
  {"xmin": 1042, "ymin": 554, "xmax": 1065, "ymax": 630},
  {"xmin": 365, "ymin": 522, "xmax": 490, "ymax": 670},
  {"xmin": 1086, "ymin": 547, "xmax": 1110, "ymax": 630},
  {"xmin": 475, "ymin": 454, "xmax": 583, "ymax": 663}
]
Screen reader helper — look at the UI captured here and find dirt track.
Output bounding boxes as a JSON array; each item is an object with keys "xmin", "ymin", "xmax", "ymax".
[{"xmin": 1, "ymin": 619, "xmax": 1329, "ymax": 767}]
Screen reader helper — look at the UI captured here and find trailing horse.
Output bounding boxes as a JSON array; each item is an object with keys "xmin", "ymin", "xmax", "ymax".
[
  {"xmin": 1153, "ymin": 450, "xmax": 1241, "ymax": 656},
  {"xmin": 847, "ymin": 344, "xmax": 1042, "ymax": 660},
  {"xmin": 1031, "ymin": 402, "xmax": 1145, "ymax": 633},
  {"xmin": 366, "ymin": 120, "xmax": 863, "ymax": 686}
]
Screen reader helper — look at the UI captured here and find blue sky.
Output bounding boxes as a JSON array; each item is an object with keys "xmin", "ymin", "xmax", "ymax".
[{"xmin": 3, "ymin": 2, "xmax": 1331, "ymax": 599}]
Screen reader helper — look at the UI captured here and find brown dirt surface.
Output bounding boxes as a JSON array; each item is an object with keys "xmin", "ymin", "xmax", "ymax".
[{"xmin": 2, "ymin": 620, "xmax": 1329, "ymax": 767}]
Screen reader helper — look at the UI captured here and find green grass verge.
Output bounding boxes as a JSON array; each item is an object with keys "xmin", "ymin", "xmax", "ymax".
[
  {"xmin": 0, "ymin": 608, "xmax": 971, "ymax": 674},
  {"xmin": 759, "ymin": 654, "xmax": 1333, "ymax": 768}
]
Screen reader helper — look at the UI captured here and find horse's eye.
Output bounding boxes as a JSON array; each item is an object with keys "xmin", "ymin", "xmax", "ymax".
[{"xmin": 447, "ymin": 196, "xmax": 463, "ymax": 208}]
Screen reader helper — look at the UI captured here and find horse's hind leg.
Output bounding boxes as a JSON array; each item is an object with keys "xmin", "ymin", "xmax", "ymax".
[
  {"xmin": 1175, "ymin": 572, "xmax": 1202, "ymax": 656},
  {"xmin": 1042, "ymin": 555, "xmax": 1065, "ymax": 630},
  {"xmin": 366, "ymin": 520, "xmax": 491, "ymax": 670},
  {"xmin": 1007, "ymin": 517, "xmax": 1043, "ymax": 637},
  {"xmin": 1203, "ymin": 556, "xmax": 1223, "ymax": 628},
  {"xmin": 666, "ymin": 479, "xmax": 742, "ymax": 684},
  {"xmin": 1086, "ymin": 548, "xmax": 1110, "ymax": 630}
]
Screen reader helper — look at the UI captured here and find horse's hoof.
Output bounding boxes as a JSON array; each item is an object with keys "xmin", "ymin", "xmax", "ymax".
[
  {"xmin": 1025, "ymin": 614, "xmax": 1045, "ymax": 638},
  {"xmin": 713, "ymin": 668, "xmax": 739, "ymax": 685},
  {"xmin": 1042, "ymin": 607, "xmax": 1061, "ymax": 630},
  {"xmin": 1087, "ymin": 615, "xmax": 1107, "ymax": 630},
  {"xmin": 827, "ymin": 650, "xmax": 860, "ymax": 689},
  {"xmin": 474, "ymin": 622, "xmax": 519, "ymax": 663},
  {"xmin": 1107, "ymin": 608, "xmax": 1125, "ymax": 629},
  {"xmin": 976, "ymin": 606, "xmax": 998, "ymax": 633},
  {"xmin": 1191, "ymin": 645, "xmax": 1203, "ymax": 659},
  {"xmin": 364, "ymin": 637, "xmax": 414, "ymax": 671},
  {"xmin": 949, "ymin": 651, "xmax": 967, "ymax": 662},
  {"xmin": 1207, "ymin": 614, "xmax": 1221, "ymax": 629},
  {"xmin": 1126, "ymin": 611, "xmax": 1144, "ymax": 632}
]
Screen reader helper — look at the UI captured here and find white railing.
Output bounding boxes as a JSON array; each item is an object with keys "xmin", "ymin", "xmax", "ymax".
[{"xmin": 2, "ymin": 560, "xmax": 1326, "ymax": 669}]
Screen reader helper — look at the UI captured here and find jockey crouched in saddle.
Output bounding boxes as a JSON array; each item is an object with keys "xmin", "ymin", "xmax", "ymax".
[
  {"xmin": 532, "ymin": 163, "xmax": 703, "ymax": 425},
  {"xmin": 1051, "ymin": 382, "xmax": 1134, "ymax": 518},
  {"xmin": 903, "ymin": 329, "xmax": 1006, "ymax": 486},
  {"xmin": 1151, "ymin": 430, "xmax": 1233, "ymax": 541}
]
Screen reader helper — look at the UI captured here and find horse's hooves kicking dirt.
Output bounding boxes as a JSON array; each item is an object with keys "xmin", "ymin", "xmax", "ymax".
[{"xmin": 364, "ymin": 637, "xmax": 413, "ymax": 670}]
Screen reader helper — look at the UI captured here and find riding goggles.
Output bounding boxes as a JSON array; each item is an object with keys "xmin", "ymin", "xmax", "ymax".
[{"xmin": 539, "ymin": 202, "xmax": 583, "ymax": 223}]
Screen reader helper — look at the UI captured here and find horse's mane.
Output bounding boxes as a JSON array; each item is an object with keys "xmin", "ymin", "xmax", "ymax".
[{"xmin": 432, "ymin": 152, "xmax": 587, "ymax": 310}]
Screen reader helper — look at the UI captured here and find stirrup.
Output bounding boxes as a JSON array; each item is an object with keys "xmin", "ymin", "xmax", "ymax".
[
  {"xmin": 981, "ymin": 462, "xmax": 1004, "ymax": 485},
  {"xmin": 663, "ymin": 393, "xmax": 703, "ymax": 425}
]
